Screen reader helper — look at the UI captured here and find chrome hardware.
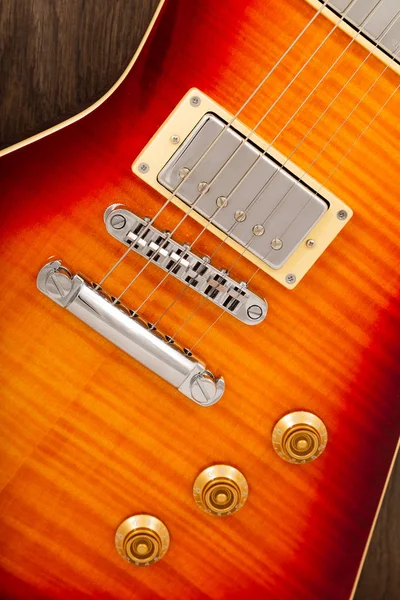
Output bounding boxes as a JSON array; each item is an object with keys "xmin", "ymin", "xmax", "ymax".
[
  {"xmin": 252, "ymin": 224, "xmax": 265, "ymax": 236},
  {"xmin": 317, "ymin": 1, "xmax": 400, "ymax": 64},
  {"xmin": 190, "ymin": 95, "xmax": 201, "ymax": 107},
  {"xmin": 285, "ymin": 274, "xmax": 296, "ymax": 285},
  {"xmin": 37, "ymin": 260, "xmax": 224, "ymax": 406},
  {"xmin": 179, "ymin": 167, "xmax": 190, "ymax": 179},
  {"xmin": 157, "ymin": 113, "xmax": 328, "ymax": 270},
  {"xmin": 132, "ymin": 88, "xmax": 352, "ymax": 288},
  {"xmin": 271, "ymin": 238, "xmax": 283, "ymax": 250},
  {"xmin": 104, "ymin": 206, "xmax": 268, "ymax": 326},
  {"xmin": 216, "ymin": 196, "xmax": 228, "ymax": 208},
  {"xmin": 197, "ymin": 182, "xmax": 209, "ymax": 193},
  {"xmin": 190, "ymin": 371, "xmax": 224, "ymax": 405},
  {"xmin": 234, "ymin": 210, "xmax": 246, "ymax": 222},
  {"xmin": 138, "ymin": 162, "xmax": 150, "ymax": 174},
  {"xmin": 247, "ymin": 304, "xmax": 264, "ymax": 321},
  {"xmin": 110, "ymin": 214, "xmax": 126, "ymax": 230}
]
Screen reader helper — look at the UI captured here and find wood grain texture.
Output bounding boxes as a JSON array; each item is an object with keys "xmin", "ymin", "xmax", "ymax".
[
  {"xmin": 354, "ymin": 455, "xmax": 400, "ymax": 600},
  {"xmin": 0, "ymin": 0, "xmax": 160, "ymax": 149},
  {"xmin": 0, "ymin": 1, "xmax": 399, "ymax": 599}
]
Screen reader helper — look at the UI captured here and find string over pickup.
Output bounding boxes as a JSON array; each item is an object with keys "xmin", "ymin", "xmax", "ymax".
[
  {"xmin": 104, "ymin": 205, "xmax": 268, "ymax": 325},
  {"xmin": 37, "ymin": 260, "xmax": 224, "ymax": 406}
]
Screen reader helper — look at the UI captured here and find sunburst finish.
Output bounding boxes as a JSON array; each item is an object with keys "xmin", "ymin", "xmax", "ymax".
[{"xmin": 0, "ymin": 1, "xmax": 399, "ymax": 599}]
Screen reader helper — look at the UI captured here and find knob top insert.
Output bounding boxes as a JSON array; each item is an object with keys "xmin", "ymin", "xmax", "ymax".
[
  {"xmin": 193, "ymin": 465, "xmax": 248, "ymax": 516},
  {"xmin": 115, "ymin": 514, "xmax": 170, "ymax": 566},
  {"xmin": 272, "ymin": 411, "xmax": 327, "ymax": 464}
]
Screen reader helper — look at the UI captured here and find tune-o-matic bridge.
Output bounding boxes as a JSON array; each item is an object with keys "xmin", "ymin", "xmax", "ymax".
[
  {"xmin": 105, "ymin": 205, "xmax": 267, "ymax": 326},
  {"xmin": 37, "ymin": 261, "xmax": 224, "ymax": 406}
]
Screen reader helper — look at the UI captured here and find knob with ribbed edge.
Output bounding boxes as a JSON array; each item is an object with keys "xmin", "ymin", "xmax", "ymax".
[
  {"xmin": 193, "ymin": 465, "xmax": 248, "ymax": 516},
  {"xmin": 115, "ymin": 515, "xmax": 170, "ymax": 566},
  {"xmin": 272, "ymin": 411, "xmax": 328, "ymax": 464}
]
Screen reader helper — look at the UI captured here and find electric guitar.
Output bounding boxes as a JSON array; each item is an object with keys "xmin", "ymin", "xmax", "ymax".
[{"xmin": 1, "ymin": 0, "xmax": 399, "ymax": 598}]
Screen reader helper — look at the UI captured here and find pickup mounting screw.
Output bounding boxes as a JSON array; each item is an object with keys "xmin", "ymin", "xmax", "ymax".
[
  {"xmin": 110, "ymin": 214, "xmax": 126, "ymax": 230},
  {"xmin": 234, "ymin": 210, "xmax": 246, "ymax": 222},
  {"xmin": 270, "ymin": 237, "xmax": 283, "ymax": 250},
  {"xmin": 138, "ymin": 162, "xmax": 149, "ymax": 174},
  {"xmin": 190, "ymin": 96, "xmax": 201, "ymax": 107},
  {"xmin": 170, "ymin": 135, "xmax": 180, "ymax": 144},
  {"xmin": 337, "ymin": 210, "xmax": 348, "ymax": 221},
  {"xmin": 247, "ymin": 305, "xmax": 263, "ymax": 320},
  {"xmin": 306, "ymin": 239, "xmax": 315, "ymax": 248},
  {"xmin": 285, "ymin": 273, "xmax": 296, "ymax": 285}
]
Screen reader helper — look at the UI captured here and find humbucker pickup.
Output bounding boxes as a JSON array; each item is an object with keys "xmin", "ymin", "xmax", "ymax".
[
  {"xmin": 158, "ymin": 113, "xmax": 328, "ymax": 271},
  {"xmin": 105, "ymin": 205, "xmax": 267, "ymax": 326},
  {"xmin": 132, "ymin": 89, "xmax": 352, "ymax": 288}
]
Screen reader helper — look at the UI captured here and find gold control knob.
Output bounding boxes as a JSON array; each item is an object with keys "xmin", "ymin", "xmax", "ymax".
[
  {"xmin": 115, "ymin": 515, "xmax": 170, "ymax": 566},
  {"xmin": 193, "ymin": 465, "xmax": 248, "ymax": 516},
  {"xmin": 272, "ymin": 411, "xmax": 328, "ymax": 464}
]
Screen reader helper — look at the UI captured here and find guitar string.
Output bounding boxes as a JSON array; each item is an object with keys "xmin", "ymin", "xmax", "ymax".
[
  {"xmin": 174, "ymin": 52, "xmax": 400, "ymax": 343},
  {"xmin": 113, "ymin": 0, "xmax": 369, "ymax": 304},
  {"xmin": 218, "ymin": 37, "xmax": 400, "ymax": 277},
  {"xmin": 132, "ymin": 2, "xmax": 396, "ymax": 325},
  {"xmin": 175, "ymin": 14, "xmax": 400, "ymax": 336},
  {"xmin": 104, "ymin": 0, "xmax": 370, "ymax": 300},
  {"xmin": 189, "ymin": 74, "xmax": 400, "ymax": 351},
  {"xmin": 150, "ymin": 8, "xmax": 400, "ymax": 329},
  {"xmin": 96, "ymin": 0, "xmax": 331, "ymax": 288}
]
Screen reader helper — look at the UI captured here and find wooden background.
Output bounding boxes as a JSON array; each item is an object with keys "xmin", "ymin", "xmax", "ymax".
[{"xmin": 0, "ymin": 1, "xmax": 399, "ymax": 598}]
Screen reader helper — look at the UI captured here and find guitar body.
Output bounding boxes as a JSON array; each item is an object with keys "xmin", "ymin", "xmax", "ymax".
[{"xmin": 0, "ymin": 1, "xmax": 399, "ymax": 599}]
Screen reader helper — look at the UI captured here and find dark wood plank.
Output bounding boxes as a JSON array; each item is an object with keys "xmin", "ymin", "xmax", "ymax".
[
  {"xmin": 0, "ymin": 1, "xmax": 398, "ymax": 599},
  {"xmin": 354, "ymin": 453, "xmax": 400, "ymax": 600},
  {"xmin": 0, "ymin": 0, "xmax": 160, "ymax": 148}
]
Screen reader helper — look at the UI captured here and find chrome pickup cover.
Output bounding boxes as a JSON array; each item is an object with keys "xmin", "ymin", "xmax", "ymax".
[
  {"xmin": 105, "ymin": 205, "xmax": 267, "ymax": 326},
  {"xmin": 132, "ymin": 89, "xmax": 353, "ymax": 289},
  {"xmin": 324, "ymin": 0, "xmax": 400, "ymax": 61},
  {"xmin": 158, "ymin": 114, "xmax": 328, "ymax": 270}
]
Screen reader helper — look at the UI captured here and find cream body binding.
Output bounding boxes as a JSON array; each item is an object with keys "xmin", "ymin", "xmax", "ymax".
[{"xmin": 0, "ymin": 2, "xmax": 397, "ymax": 596}]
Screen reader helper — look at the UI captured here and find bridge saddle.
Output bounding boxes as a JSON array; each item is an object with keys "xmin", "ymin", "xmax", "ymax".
[{"xmin": 105, "ymin": 205, "xmax": 267, "ymax": 326}]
